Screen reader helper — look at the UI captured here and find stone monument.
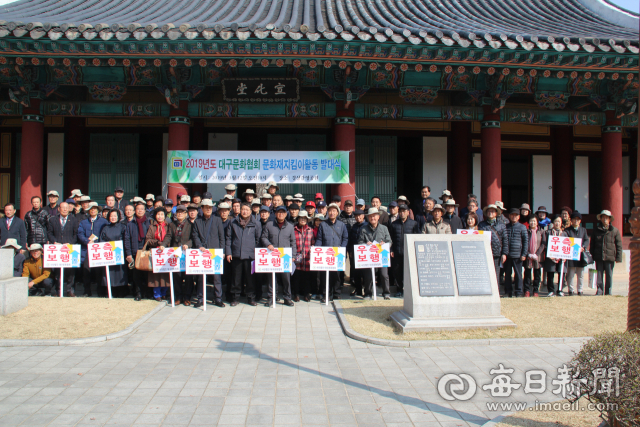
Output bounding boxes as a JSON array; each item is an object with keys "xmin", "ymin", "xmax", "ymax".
[
  {"xmin": 0, "ymin": 248, "xmax": 28, "ymax": 316},
  {"xmin": 390, "ymin": 235, "xmax": 516, "ymax": 332}
]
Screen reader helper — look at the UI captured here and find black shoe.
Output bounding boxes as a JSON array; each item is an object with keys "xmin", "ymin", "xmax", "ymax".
[
  {"xmin": 276, "ymin": 296, "xmax": 282, "ymax": 302},
  {"xmin": 333, "ymin": 295, "xmax": 341, "ymax": 300},
  {"xmin": 568, "ymin": 291, "xmax": 574, "ymax": 296},
  {"xmin": 35, "ymin": 289, "xmax": 45, "ymax": 296},
  {"xmin": 264, "ymin": 302, "xmax": 272, "ymax": 307},
  {"xmin": 284, "ymin": 300, "xmax": 294, "ymax": 307},
  {"xmin": 248, "ymin": 299, "xmax": 257, "ymax": 307},
  {"xmin": 194, "ymin": 301, "xmax": 203, "ymax": 308},
  {"xmin": 81, "ymin": 293, "xmax": 91, "ymax": 298},
  {"xmin": 596, "ymin": 290, "xmax": 604, "ymax": 296},
  {"xmin": 214, "ymin": 300, "xmax": 225, "ymax": 308},
  {"xmin": 134, "ymin": 295, "xmax": 141, "ymax": 301},
  {"xmin": 350, "ymin": 290, "xmax": 356, "ymax": 296},
  {"xmin": 577, "ymin": 292, "xmax": 583, "ymax": 296},
  {"xmin": 230, "ymin": 301, "xmax": 238, "ymax": 307}
]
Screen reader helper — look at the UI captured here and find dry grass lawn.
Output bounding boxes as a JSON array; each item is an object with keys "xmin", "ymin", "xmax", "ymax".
[
  {"xmin": 0, "ymin": 298, "xmax": 160, "ymax": 340},
  {"xmin": 340, "ymin": 296, "xmax": 627, "ymax": 340},
  {"xmin": 495, "ymin": 397, "xmax": 603, "ymax": 427}
]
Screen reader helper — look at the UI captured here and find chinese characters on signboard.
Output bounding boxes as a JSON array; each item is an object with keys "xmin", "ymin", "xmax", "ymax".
[
  {"xmin": 152, "ymin": 248, "xmax": 186, "ymax": 273},
  {"xmin": 222, "ymin": 78, "xmax": 299, "ymax": 102},
  {"xmin": 185, "ymin": 249, "xmax": 224, "ymax": 275},
  {"xmin": 43, "ymin": 244, "xmax": 81, "ymax": 268},
  {"xmin": 254, "ymin": 248, "xmax": 293, "ymax": 273},
  {"xmin": 87, "ymin": 241, "xmax": 124, "ymax": 267},
  {"xmin": 310, "ymin": 247, "xmax": 346, "ymax": 271},
  {"xmin": 546, "ymin": 236, "xmax": 582, "ymax": 260},
  {"xmin": 354, "ymin": 243, "xmax": 391, "ymax": 269}
]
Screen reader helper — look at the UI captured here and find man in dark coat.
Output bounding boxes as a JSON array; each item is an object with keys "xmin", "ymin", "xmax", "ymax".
[
  {"xmin": 442, "ymin": 199, "xmax": 463, "ymax": 235},
  {"xmin": 565, "ymin": 211, "xmax": 590, "ymax": 296},
  {"xmin": 44, "ymin": 190, "xmax": 60, "ymax": 217},
  {"xmin": 1, "ymin": 203, "xmax": 27, "ymax": 250},
  {"xmin": 412, "ymin": 186, "xmax": 431, "ymax": 219},
  {"xmin": 315, "ymin": 203, "xmax": 349, "ymax": 302},
  {"xmin": 24, "ymin": 196, "xmax": 50, "ymax": 246},
  {"xmin": 191, "ymin": 199, "xmax": 226, "ymax": 308},
  {"xmin": 478, "ymin": 204, "xmax": 509, "ymax": 289},
  {"xmin": 225, "ymin": 203, "xmax": 262, "ymax": 306},
  {"xmin": 46, "ymin": 202, "xmax": 79, "ymax": 297},
  {"xmin": 260, "ymin": 206, "xmax": 297, "ymax": 306},
  {"xmin": 124, "ymin": 202, "xmax": 151, "ymax": 300},
  {"xmin": 217, "ymin": 202, "xmax": 233, "ymax": 301},
  {"xmin": 590, "ymin": 210, "xmax": 623, "ymax": 296},
  {"xmin": 78, "ymin": 203, "xmax": 108, "ymax": 297},
  {"xmin": 389, "ymin": 204, "xmax": 420, "ymax": 297},
  {"xmin": 348, "ymin": 210, "xmax": 367, "ymax": 297},
  {"xmin": 114, "ymin": 186, "xmax": 130, "ymax": 211},
  {"xmin": 504, "ymin": 208, "xmax": 529, "ymax": 298}
]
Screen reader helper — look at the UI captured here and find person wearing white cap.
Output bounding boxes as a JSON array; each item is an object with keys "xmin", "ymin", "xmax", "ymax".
[
  {"xmin": 225, "ymin": 184, "xmax": 237, "ymax": 197},
  {"xmin": 77, "ymin": 202, "xmax": 108, "ymax": 297},
  {"xmin": 45, "ymin": 190, "xmax": 60, "ymax": 216},
  {"xmin": 1, "ymin": 202, "xmax": 26, "ymax": 251},
  {"xmin": 22, "ymin": 244, "xmax": 53, "ymax": 296},
  {"xmin": 266, "ymin": 181, "xmax": 279, "ymax": 196},
  {"xmin": 357, "ymin": 208, "xmax": 392, "ymax": 300},
  {"xmin": 423, "ymin": 204, "xmax": 452, "ymax": 235},
  {"xmin": 2, "ymin": 238, "xmax": 25, "ymax": 277},
  {"xmin": 591, "ymin": 210, "xmax": 622, "ymax": 296},
  {"xmin": 242, "ymin": 189, "xmax": 256, "ymax": 204}
]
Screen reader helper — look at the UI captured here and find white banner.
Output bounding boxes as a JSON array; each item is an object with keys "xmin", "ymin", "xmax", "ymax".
[
  {"xmin": 354, "ymin": 242, "xmax": 391, "ymax": 269},
  {"xmin": 152, "ymin": 247, "xmax": 186, "ymax": 273},
  {"xmin": 185, "ymin": 248, "xmax": 224, "ymax": 275},
  {"xmin": 457, "ymin": 229, "xmax": 491, "ymax": 240},
  {"xmin": 546, "ymin": 236, "xmax": 582, "ymax": 261},
  {"xmin": 88, "ymin": 241, "xmax": 125, "ymax": 267},
  {"xmin": 310, "ymin": 247, "xmax": 346, "ymax": 271},
  {"xmin": 254, "ymin": 248, "xmax": 293, "ymax": 273},
  {"xmin": 43, "ymin": 244, "xmax": 81, "ymax": 268}
]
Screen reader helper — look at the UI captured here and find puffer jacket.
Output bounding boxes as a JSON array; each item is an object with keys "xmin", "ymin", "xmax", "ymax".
[
  {"xmin": 24, "ymin": 208, "xmax": 50, "ymax": 245},
  {"xmin": 565, "ymin": 226, "xmax": 590, "ymax": 268},
  {"xmin": 316, "ymin": 219, "xmax": 349, "ymax": 247},
  {"xmin": 389, "ymin": 218, "xmax": 420, "ymax": 256},
  {"xmin": 338, "ymin": 211, "xmax": 357, "ymax": 234},
  {"xmin": 590, "ymin": 223, "xmax": 622, "ymax": 263},
  {"xmin": 478, "ymin": 219, "xmax": 509, "ymax": 258},
  {"xmin": 505, "ymin": 221, "xmax": 529, "ymax": 259},
  {"xmin": 423, "ymin": 220, "xmax": 451, "ymax": 235}
]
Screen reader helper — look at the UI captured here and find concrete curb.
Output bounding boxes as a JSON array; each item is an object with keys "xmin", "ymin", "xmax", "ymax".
[
  {"xmin": 332, "ymin": 301, "xmax": 592, "ymax": 347},
  {"xmin": 480, "ymin": 411, "xmax": 515, "ymax": 426},
  {"xmin": 0, "ymin": 301, "xmax": 167, "ymax": 347}
]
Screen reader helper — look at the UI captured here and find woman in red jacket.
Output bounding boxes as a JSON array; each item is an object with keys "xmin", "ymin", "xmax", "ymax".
[{"xmin": 293, "ymin": 212, "xmax": 316, "ymax": 302}]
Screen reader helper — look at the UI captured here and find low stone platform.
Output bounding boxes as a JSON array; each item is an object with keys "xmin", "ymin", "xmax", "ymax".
[{"xmin": 0, "ymin": 249, "xmax": 28, "ymax": 316}]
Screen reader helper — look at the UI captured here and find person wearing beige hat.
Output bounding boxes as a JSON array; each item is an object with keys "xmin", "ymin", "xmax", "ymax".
[
  {"xmin": 266, "ymin": 181, "xmax": 279, "ymax": 196},
  {"xmin": 45, "ymin": 190, "xmax": 60, "ymax": 216},
  {"xmin": 442, "ymin": 199, "xmax": 463, "ymax": 234},
  {"xmin": 590, "ymin": 210, "xmax": 622, "ymax": 296},
  {"xmin": 439, "ymin": 189, "xmax": 453, "ymax": 203},
  {"xmin": 261, "ymin": 193, "xmax": 272, "ymax": 208},
  {"xmin": 225, "ymin": 184, "xmax": 237, "ymax": 197},
  {"xmin": 495, "ymin": 201, "xmax": 509, "ymax": 225},
  {"xmin": 284, "ymin": 195, "xmax": 293, "ymax": 207},
  {"xmin": 357, "ymin": 208, "xmax": 392, "ymax": 300},
  {"xmin": 242, "ymin": 189, "xmax": 256, "ymax": 204},
  {"xmin": 423, "ymin": 204, "xmax": 452, "ymax": 234}
]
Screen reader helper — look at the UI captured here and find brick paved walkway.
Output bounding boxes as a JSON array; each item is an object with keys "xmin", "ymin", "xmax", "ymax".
[{"xmin": 0, "ymin": 303, "xmax": 584, "ymax": 426}]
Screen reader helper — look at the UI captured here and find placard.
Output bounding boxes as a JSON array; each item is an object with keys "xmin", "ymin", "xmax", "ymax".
[
  {"xmin": 87, "ymin": 241, "xmax": 124, "ymax": 267},
  {"xmin": 354, "ymin": 242, "xmax": 391, "ymax": 269},
  {"xmin": 43, "ymin": 244, "xmax": 81, "ymax": 268},
  {"xmin": 546, "ymin": 236, "xmax": 582, "ymax": 260},
  {"xmin": 185, "ymin": 249, "xmax": 224, "ymax": 275},
  {"xmin": 152, "ymin": 248, "xmax": 186, "ymax": 273},
  {"xmin": 456, "ymin": 229, "xmax": 491, "ymax": 240},
  {"xmin": 254, "ymin": 248, "xmax": 293, "ymax": 273},
  {"xmin": 310, "ymin": 247, "xmax": 346, "ymax": 271},
  {"xmin": 451, "ymin": 241, "xmax": 493, "ymax": 296},
  {"xmin": 414, "ymin": 241, "xmax": 455, "ymax": 297}
]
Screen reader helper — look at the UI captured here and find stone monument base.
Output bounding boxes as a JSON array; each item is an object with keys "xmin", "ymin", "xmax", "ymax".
[
  {"xmin": 0, "ymin": 278, "xmax": 28, "ymax": 316},
  {"xmin": 391, "ymin": 310, "xmax": 516, "ymax": 333}
]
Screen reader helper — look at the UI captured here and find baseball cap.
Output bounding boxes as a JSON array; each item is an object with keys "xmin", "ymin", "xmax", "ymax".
[
  {"xmin": 145, "ymin": 194, "xmax": 155, "ymax": 201},
  {"xmin": 356, "ymin": 199, "xmax": 365, "ymax": 206},
  {"xmin": 202, "ymin": 192, "xmax": 213, "ymax": 199},
  {"xmin": 175, "ymin": 205, "xmax": 187, "ymax": 212},
  {"xmin": 192, "ymin": 191, "xmax": 202, "ymax": 198},
  {"xmin": 344, "ymin": 200, "xmax": 353, "ymax": 206},
  {"xmin": 389, "ymin": 201, "xmax": 398, "ymax": 208},
  {"xmin": 315, "ymin": 193, "xmax": 324, "ymax": 199},
  {"xmin": 65, "ymin": 198, "xmax": 76, "ymax": 205},
  {"xmin": 331, "ymin": 195, "xmax": 341, "ymax": 202},
  {"xmin": 187, "ymin": 203, "xmax": 199, "ymax": 210},
  {"xmin": 354, "ymin": 209, "xmax": 365, "ymax": 215},
  {"xmin": 252, "ymin": 200, "xmax": 261, "ymax": 206},
  {"xmin": 327, "ymin": 203, "xmax": 340, "ymax": 211},
  {"xmin": 398, "ymin": 204, "xmax": 409, "ymax": 210},
  {"xmin": 164, "ymin": 199, "xmax": 174, "ymax": 205},
  {"xmin": 275, "ymin": 206, "xmax": 287, "ymax": 213},
  {"xmin": 180, "ymin": 195, "xmax": 191, "ymax": 202},
  {"xmin": 306, "ymin": 201, "xmax": 316, "ymax": 208},
  {"xmin": 317, "ymin": 201, "xmax": 327, "ymax": 208},
  {"xmin": 285, "ymin": 195, "xmax": 293, "ymax": 201},
  {"xmin": 114, "ymin": 186, "xmax": 124, "ymax": 192},
  {"xmin": 260, "ymin": 206, "xmax": 270, "ymax": 213},
  {"xmin": 200, "ymin": 199, "xmax": 214, "ymax": 207},
  {"xmin": 47, "ymin": 190, "xmax": 59, "ymax": 197},
  {"xmin": 288, "ymin": 203, "xmax": 300, "ymax": 210}
]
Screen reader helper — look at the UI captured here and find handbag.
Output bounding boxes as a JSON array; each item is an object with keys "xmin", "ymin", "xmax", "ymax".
[
  {"xmin": 580, "ymin": 250, "xmax": 594, "ymax": 268},
  {"xmin": 134, "ymin": 241, "xmax": 153, "ymax": 271}
]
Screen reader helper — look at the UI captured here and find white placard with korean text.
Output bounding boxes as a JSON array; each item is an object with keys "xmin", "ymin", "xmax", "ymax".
[
  {"xmin": 185, "ymin": 249, "xmax": 224, "ymax": 275},
  {"xmin": 310, "ymin": 247, "xmax": 346, "ymax": 271},
  {"xmin": 254, "ymin": 248, "xmax": 293, "ymax": 273},
  {"xmin": 88, "ymin": 241, "xmax": 125, "ymax": 267},
  {"xmin": 457, "ymin": 229, "xmax": 491, "ymax": 240},
  {"xmin": 43, "ymin": 244, "xmax": 81, "ymax": 268},
  {"xmin": 354, "ymin": 242, "xmax": 391, "ymax": 269},
  {"xmin": 546, "ymin": 236, "xmax": 582, "ymax": 261},
  {"xmin": 152, "ymin": 248, "xmax": 186, "ymax": 273}
]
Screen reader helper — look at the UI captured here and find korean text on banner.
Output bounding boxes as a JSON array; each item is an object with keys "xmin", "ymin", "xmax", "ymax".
[
  {"xmin": 87, "ymin": 241, "xmax": 125, "ymax": 267},
  {"xmin": 254, "ymin": 248, "xmax": 293, "ymax": 273},
  {"xmin": 310, "ymin": 247, "xmax": 346, "ymax": 271},
  {"xmin": 185, "ymin": 249, "xmax": 224, "ymax": 275},
  {"xmin": 43, "ymin": 244, "xmax": 81, "ymax": 268},
  {"xmin": 354, "ymin": 243, "xmax": 391, "ymax": 269},
  {"xmin": 546, "ymin": 236, "xmax": 582, "ymax": 261},
  {"xmin": 457, "ymin": 229, "xmax": 491, "ymax": 240},
  {"xmin": 167, "ymin": 151, "xmax": 349, "ymax": 184},
  {"xmin": 152, "ymin": 248, "xmax": 186, "ymax": 273}
]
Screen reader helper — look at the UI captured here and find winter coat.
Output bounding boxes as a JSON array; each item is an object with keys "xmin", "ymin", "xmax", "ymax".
[
  {"xmin": 77, "ymin": 216, "xmax": 108, "ymax": 263},
  {"xmin": 357, "ymin": 223, "xmax": 392, "ymax": 245},
  {"xmin": 191, "ymin": 215, "xmax": 225, "ymax": 249},
  {"xmin": 124, "ymin": 217, "xmax": 150, "ymax": 258},
  {"xmin": 261, "ymin": 220, "xmax": 297, "ymax": 257},
  {"xmin": 22, "ymin": 256, "xmax": 51, "ymax": 284},
  {"xmin": 294, "ymin": 224, "xmax": 315, "ymax": 271},
  {"xmin": 540, "ymin": 229, "xmax": 567, "ymax": 272},
  {"xmin": 505, "ymin": 221, "xmax": 529, "ymax": 259},
  {"xmin": 145, "ymin": 222, "xmax": 173, "ymax": 288},
  {"xmin": 316, "ymin": 219, "xmax": 349, "ymax": 247},
  {"xmin": 478, "ymin": 220, "xmax": 508, "ymax": 258},
  {"xmin": 72, "ymin": 209, "xmax": 87, "ymax": 224},
  {"xmin": 590, "ymin": 223, "xmax": 623, "ymax": 263},
  {"xmin": 348, "ymin": 221, "xmax": 367, "ymax": 254},
  {"xmin": 423, "ymin": 220, "xmax": 452, "ymax": 235},
  {"xmin": 443, "ymin": 213, "xmax": 464, "ymax": 235},
  {"xmin": 169, "ymin": 219, "xmax": 193, "ymax": 248},
  {"xmin": 24, "ymin": 208, "xmax": 50, "ymax": 245},
  {"xmin": 338, "ymin": 211, "xmax": 357, "ymax": 234},
  {"xmin": 525, "ymin": 228, "xmax": 544, "ymax": 269},
  {"xmin": 377, "ymin": 210, "xmax": 390, "ymax": 227},
  {"xmin": 47, "ymin": 215, "xmax": 78, "ymax": 244},
  {"xmin": 44, "ymin": 204, "xmax": 59, "ymax": 217},
  {"xmin": 225, "ymin": 217, "xmax": 262, "ymax": 259},
  {"xmin": 389, "ymin": 218, "xmax": 420, "ymax": 256},
  {"xmin": 565, "ymin": 226, "xmax": 590, "ymax": 268},
  {"xmin": 99, "ymin": 222, "xmax": 128, "ymax": 287},
  {"xmin": 0, "ymin": 216, "xmax": 27, "ymax": 248}
]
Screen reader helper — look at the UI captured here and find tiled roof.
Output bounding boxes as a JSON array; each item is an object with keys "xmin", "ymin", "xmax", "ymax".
[{"xmin": 0, "ymin": 0, "xmax": 637, "ymax": 52}]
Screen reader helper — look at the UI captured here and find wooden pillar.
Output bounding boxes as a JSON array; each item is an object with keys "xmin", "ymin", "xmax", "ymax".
[
  {"xmin": 552, "ymin": 126, "xmax": 574, "ymax": 213},
  {"xmin": 450, "ymin": 122, "xmax": 470, "ymax": 203},
  {"xmin": 64, "ymin": 118, "xmax": 88, "ymax": 197},
  {"xmin": 602, "ymin": 114, "xmax": 623, "ymax": 227},
  {"xmin": 480, "ymin": 109, "xmax": 501, "ymax": 206},
  {"xmin": 19, "ymin": 101, "xmax": 44, "ymax": 218},
  {"xmin": 332, "ymin": 101, "xmax": 356, "ymax": 204},
  {"xmin": 167, "ymin": 101, "xmax": 190, "ymax": 202}
]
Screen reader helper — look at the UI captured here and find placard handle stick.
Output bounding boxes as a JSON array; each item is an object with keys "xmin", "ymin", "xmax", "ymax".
[
  {"xmin": 372, "ymin": 267, "xmax": 377, "ymax": 301},
  {"xmin": 325, "ymin": 272, "xmax": 329, "ymax": 306},
  {"xmin": 169, "ymin": 273, "xmax": 175, "ymax": 308},
  {"xmin": 202, "ymin": 274, "xmax": 206, "ymax": 311},
  {"xmin": 60, "ymin": 267, "xmax": 64, "ymax": 298},
  {"xmin": 559, "ymin": 260, "xmax": 565, "ymax": 294},
  {"xmin": 272, "ymin": 272, "xmax": 276, "ymax": 308},
  {"xmin": 105, "ymin": 267, "xmax": 112, "ymax": 299}
]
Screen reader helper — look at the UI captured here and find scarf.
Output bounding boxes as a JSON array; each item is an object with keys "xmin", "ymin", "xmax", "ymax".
[
  {"xmin": 155, "ymin": 222, "xmax": 166, "ymax": 242},
  {"xmin": 136, "ymin": 216, "xmax": 146, "ymax": 242},
  {"xmin": 175, "ymin": 219, "xmax": 186, "ymax": 241},
  {"xmin": 237, "ymin": 215, "xmax": 250, "ymax": 228},
  {"xmin": 527, "ymin": 228, "xmax": 538, "ymax": 268}
]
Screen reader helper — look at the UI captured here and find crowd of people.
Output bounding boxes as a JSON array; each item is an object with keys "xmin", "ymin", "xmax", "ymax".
[{"xmin": 0, "ymin": 183, "xmax": 623, "ymax": 308}]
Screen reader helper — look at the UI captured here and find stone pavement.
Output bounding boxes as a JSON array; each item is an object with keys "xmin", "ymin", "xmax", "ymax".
[{"xmin": 0, "ymin": 302, "xmax": 586, "ymax": 426}]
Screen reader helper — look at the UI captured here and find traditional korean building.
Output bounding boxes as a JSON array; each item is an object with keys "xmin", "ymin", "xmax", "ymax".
[{"xmin": 0, "ymin": 0, "xmax": 638, "ymax": 229}]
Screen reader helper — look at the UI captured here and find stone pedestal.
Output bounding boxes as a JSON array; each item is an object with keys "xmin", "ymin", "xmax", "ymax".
[
  {"xmin": 0, "ymin": 249, "xmax": 28, "ymax": 316},
  {"xmin": 390, "ymin": 235, "xmax": 515, "ymax": 332}
]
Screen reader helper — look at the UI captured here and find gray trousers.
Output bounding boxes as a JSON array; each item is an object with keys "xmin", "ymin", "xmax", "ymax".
[{"xmin": 364, "ymin": 267, "xmax": 390, "ymax": 297}]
